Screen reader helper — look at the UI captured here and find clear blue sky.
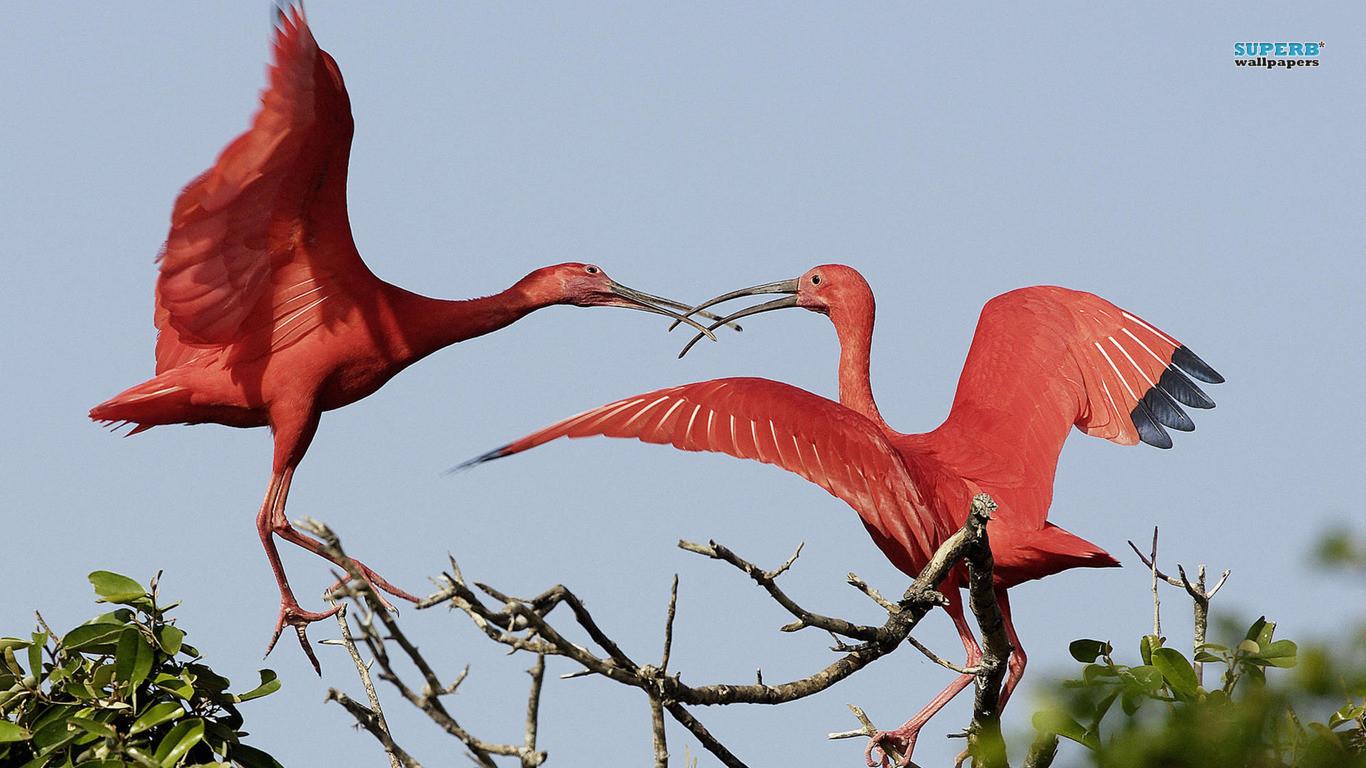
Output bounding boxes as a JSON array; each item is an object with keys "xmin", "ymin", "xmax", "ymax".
[{"xmin": 2, "ymin": 2, "xmax": 1362, "ymax": 766}]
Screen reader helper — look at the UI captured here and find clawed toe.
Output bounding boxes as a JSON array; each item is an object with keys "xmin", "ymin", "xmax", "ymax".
[
  {"xmin": 324, "ymin": 559, "xmax": 419, "ymax": 611},
  {"xmin": 264, "ymin": 601, "xmax": 342, "ymax": 675},
  {"xmin": 865, "ymin": 728, "xmax": 918, "ymax": 768}
]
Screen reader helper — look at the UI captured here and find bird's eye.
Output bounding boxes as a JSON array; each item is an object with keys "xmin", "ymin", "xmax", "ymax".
[
  {"xmin": 811, "ymin": 275, "xmax": 821, "ymax": 285},
  {"xmin": 586, "ymin": 266, "xmax": 599, "ymax": 274}
]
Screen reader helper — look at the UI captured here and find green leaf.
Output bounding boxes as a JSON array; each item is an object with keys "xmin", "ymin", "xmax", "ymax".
[
  {"xmin": 185, "ymin": 664, "xmax": 230, "ymax": 695},
  {"xmin": 2, "ymin": 647, "xmax": 24, "ymax": 677},
  {"xmin": 26, "ymin": 633, "xmax": 46, "ymax": 681},
  {"xmin": 1245, "ymin": 616, "xmax": 1276, "ymax": 647},
  {"xmin": 1121, "ymin": 688, "xmax": 1146, "ymax": 715},
  {"xmin": 153, "ymin": 673, "xmax": 194, "ymax": 700},
  {"xmin": 88, "ymin": 571, "xmax": 147, "ymax": 604},
  {"xmin": 1083, "ymin": 663, "xmax": 1119, "ymax": 685},
  {"xmin": 1151, "ymin": 647, "xmax": 1200, "ymax": 700},
  {"xmin": 1139, "ymin": 634, "xmax": 1161, "ymax": 666},
  {"xmin": 1260, "ymin": 639, "xmax": 1298, "ymax": 668},
  {"xmin": 229, "ymin": 743, "xmax": 286, "ymax": 768},
  {"xmin": 157, "ymin": 626, "xmax": 185, "ymax": 656},
  {"xmin": 153, "ymin": 717, "xmax": 204, "ymax": 767},
  {"xmin": 130, "ymin": 702, "xmax": 185, "ymax": 735},
  {"xmin": 1126, "ymin": 664, "xmax": 1165, "ymax": 693},
  {"xmin": 91, "ymin": 663, "xmax": 117, "ymax": 691},
  {"xmin": 1329, "ymin": 704, "xmax": 1366, "ymax": 729},
  {"xmin": 68, "ymin": 717, "xmax": 118, "ymax": 739},
  {"xmin": 115, "ymin": 627, "xmax": 154, "ymax": 689},
  {"xmin": 1237, "ymin": 639, "xmax": 1261, "ymax": 655},
  {"xmin": 0, "ymin": 637, "xmax": 31, "ymax": 653},
  {"xmin": 1069, "ymin": 639, "xmax": 1112, "ymax": 664},
  {"xmin": 1033, "ymin": 708, "xmax": 1098, "ymax": 750},
  {"xmin": 0, "ymin": 722, "xmax": 30, "ymax": 742},
  {"xmin": 62, "ymin": 622, "xmax": 126, "ymax": 652},
  {"xmin": 233, "ymin": 670, "xmax": 280, "ymax": 703}
]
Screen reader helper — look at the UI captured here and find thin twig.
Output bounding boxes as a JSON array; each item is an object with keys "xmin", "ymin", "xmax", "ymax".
[
  {"xmin": 325, "ymin": 602, "xmax": 404, "ymax": 768},
  {"xmin": 662, "ymin": 575, "xmax": 680, "ymax": 673},
  {"xmin": 523, "ymin": 655, "xmax": 547, "ymax": 767},
  {"xmin": 907, "ymin": 635, "xmax": 976, "ymax": 675},
  {"xmin": 651, "ymin": 697, "xmax": 669, "ymax": 768}
]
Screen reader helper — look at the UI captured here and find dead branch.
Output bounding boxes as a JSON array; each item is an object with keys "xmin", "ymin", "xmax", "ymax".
[
  {"xmin": 1128, "ymin": 527, "xmax": 1231, "ymax": 684},
  {"xmin": 310, "ymin": 492, "xmax": 1016, "ymax": 767},
  {"xmin": 301, "ymin": 518, "xmax": 547, "ymax": 768}
]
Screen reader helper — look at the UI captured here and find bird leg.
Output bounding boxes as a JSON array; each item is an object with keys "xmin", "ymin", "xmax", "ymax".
[
  {"xmin": 866, "ymin": 592, "xmax": 982, "ymax": 768},
  {"xmin": 997, "ymin": 589, "xmax": 1028, "ymax": 709},
  {"xmin": 265, "ymin": 469, "xmax": 420, "ymax": 610},
  {"xmin": 257, "ymin": 469, "xmax": 339, "ymax": 674}
]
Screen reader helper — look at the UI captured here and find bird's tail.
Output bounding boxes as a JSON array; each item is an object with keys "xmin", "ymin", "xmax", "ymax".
[
  {"xmin": 1030, "ymin": 523, "xmax": 1121, "ymax": 571},
  {"xmin": 89, "ymin": 376, "xmax": 192, "ymax": 435}
]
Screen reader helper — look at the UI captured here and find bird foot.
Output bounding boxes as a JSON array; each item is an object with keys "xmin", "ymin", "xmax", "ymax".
[
  {"xmin": 264, "ymin": 600, "xmax": 342, "ymax": 675},
  {"xmin": 322, "ymin": 558, "xmax": 420, "ymax": 611},
  {"xmin": 865, "ymin": 725, "xmax": 919, "ymax": 768}
]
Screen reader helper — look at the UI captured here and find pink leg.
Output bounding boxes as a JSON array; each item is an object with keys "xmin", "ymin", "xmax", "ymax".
[
  {"xmin": 866, "ymin": 590, "xmax": 983, "ymax": 768},
  {"xmin": 256, "ymin": 409, "xmax": 414, "ymax": 672},
  {"xmin": 265, "ymin": 469, "xmax": 420, "ymax": 609},
  {"xmin": 258, "ymin": 466, "xmax": 341, "ymax": 674},
  {"xmin": 997, "ymin": 589, "xmax": 1027, "ymax": 710}
]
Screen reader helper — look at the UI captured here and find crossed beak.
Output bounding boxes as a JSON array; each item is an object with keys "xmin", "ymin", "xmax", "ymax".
[
  {"xmin": 600, "ymin": 281, "xmax": 744, "ymax": 342},
  {"xmin": 669, "ymin": 278, "xmax": 801, "ymax": 358}
]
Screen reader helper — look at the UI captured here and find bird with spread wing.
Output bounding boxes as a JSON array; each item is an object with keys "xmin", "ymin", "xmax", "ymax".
[
  {"xmin": 462, "ymin": 264, "xmax": 1223, "ymax": 766},
  {"xmin": 90, "ymin": 7, "xmax": 733, "ymax": 671}
]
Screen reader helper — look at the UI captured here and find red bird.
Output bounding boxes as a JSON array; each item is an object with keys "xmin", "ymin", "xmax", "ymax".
[
  {"xmin": 461, "ymin": 265, "xmax": 1223, "ymax": 765},
  {"xmin": 89, "ymin": 8, "xmax": 727, "ymax": 671}
]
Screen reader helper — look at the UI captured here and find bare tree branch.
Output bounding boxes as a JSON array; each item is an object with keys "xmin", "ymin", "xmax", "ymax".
[
  {"xmin": 301, "ymin": 518, "xmax": 548, "ymax": 768},
  {"xmin": 309, "ymin": 492, "xmax": 1015, "ymax": 767},
  {"xmin": 322, "ymin": 602, "xmax": 406, "ymax": 768},
  {"xmin": 1127, "ymin": 528, "xmax": 1232, "ymax": 684}
]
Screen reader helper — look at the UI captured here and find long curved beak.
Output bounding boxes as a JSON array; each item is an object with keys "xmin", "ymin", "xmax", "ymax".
[
  {"xmin": 625, "ymin": 287, "xmax": 744, "ymax": 333},
  {"xmin": 605, "ymin": 281, "xmax": 721, "ymax": 341},
  {"xmin": 672, "ymin": 278, "xmax": 801, "ymax": 358}
]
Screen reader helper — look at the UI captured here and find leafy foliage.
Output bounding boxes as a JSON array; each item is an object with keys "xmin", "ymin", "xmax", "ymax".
[
  {"xmin": 0, "ymin": 571, "xmax": 283, "ymax": 767},
  {"xmin": 1033, "ymin": 617, "xmax": 1366, "ymax": 767}
]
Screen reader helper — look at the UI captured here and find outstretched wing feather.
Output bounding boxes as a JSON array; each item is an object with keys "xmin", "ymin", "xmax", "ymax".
[{"xmin": 468, "ymin": 378, "xmax": 943, "ymax": 564}]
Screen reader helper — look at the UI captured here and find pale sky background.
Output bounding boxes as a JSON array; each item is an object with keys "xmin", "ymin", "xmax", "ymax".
[{"xmin": 2, "ymin": 3, "xmax": 1364, "ymax": 767}]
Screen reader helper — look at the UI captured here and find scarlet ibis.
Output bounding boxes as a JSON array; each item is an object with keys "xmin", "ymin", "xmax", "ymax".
[
  {"xmin": 88, "ymin": 7, "xmax": 730, "ymax": 672},
  {"xmin": 461, "ymin": 265, "xmax": 1223, "ymax": 765}
]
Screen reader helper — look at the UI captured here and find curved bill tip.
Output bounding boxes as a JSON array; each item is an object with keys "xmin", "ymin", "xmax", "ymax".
[
  {"xmin": 676, "ymin": 294, "xmax": 800, "ymax": 359},
  {"xmin": 666, "ymin": 278, "xmax": 799, "ymax": 332},
  {"xmin": 609, "ymin": 282, "xmax": 717, "ymax": 341}
]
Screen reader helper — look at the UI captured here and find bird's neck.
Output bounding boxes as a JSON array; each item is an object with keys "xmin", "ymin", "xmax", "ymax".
[
  {"xmin": 387, "ymin": 281, "xmax": 548, "ymax": 363},
  {"xmin": 832, "ymin": 303, "xmax": 887, "ymax": 430}
]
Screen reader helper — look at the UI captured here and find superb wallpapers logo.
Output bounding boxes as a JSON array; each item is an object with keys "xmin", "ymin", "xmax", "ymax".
[{"xmin": 1234, "ymin": 41, "xmax": 1323, "ymax": 69}]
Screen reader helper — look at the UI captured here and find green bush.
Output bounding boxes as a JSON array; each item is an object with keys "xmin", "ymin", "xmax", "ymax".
[
  {"xmin": 0, "ymin": 571, "xmax": 283, "ymax": 767},
  {"xmin": 1032, "ymin": 617, "xmax": 1366, "ymax": 767}
]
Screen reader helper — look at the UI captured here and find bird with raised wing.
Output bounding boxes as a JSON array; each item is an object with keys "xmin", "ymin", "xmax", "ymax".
[
  {"xmin": 89, "ymin": 7, "xmax": 731, "ymax": 672},
  {"xmin": 461, "ymin": 264, "xmax": 1223, "ymax": 765}
]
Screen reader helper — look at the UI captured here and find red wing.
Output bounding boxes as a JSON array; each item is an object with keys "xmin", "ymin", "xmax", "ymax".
[
  {"xmin": 916, "ymin": 286, "xmax": 1223, "ymax": 529},
  {"xmin": 463, "ymin": 377, "xmax": 947, "ymax": 565},
  {"xmin": 153, "ymin": 7, "xmax": 371, "ymax": 369}
]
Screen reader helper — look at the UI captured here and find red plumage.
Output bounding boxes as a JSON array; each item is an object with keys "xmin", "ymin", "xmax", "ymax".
[
  {"xmin": 91, "ymin": 7, "xmax": 722, "ymax": 671},
  {"xmin": 466, "ymin": 264, "xmax": 1223, "ymax": 765}
]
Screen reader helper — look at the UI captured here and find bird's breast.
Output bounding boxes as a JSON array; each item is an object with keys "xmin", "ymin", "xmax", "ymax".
[{"xmin": 315, "ymin": 353, "xmax": 410, "ymax": 412}]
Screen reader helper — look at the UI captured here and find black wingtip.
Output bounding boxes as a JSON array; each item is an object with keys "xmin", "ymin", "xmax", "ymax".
[
  {"xmin": 1141, "ymin": 388, "xmax": 1194, "ymax": 432},
  {"xmin": 1173, "ymin": 346, "xmax": 1224, "ymax": 384},
  {"xmin": 445, "ymin": 445, "xmax": 511, "ymax": 476},
  {"xmin": 1131, "ymin": 401, "xmax": 1173, "ymax": 449},
  {"xmin": 1158, "ymin": 366, "xmax": 1215, "ymax": 410}
]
